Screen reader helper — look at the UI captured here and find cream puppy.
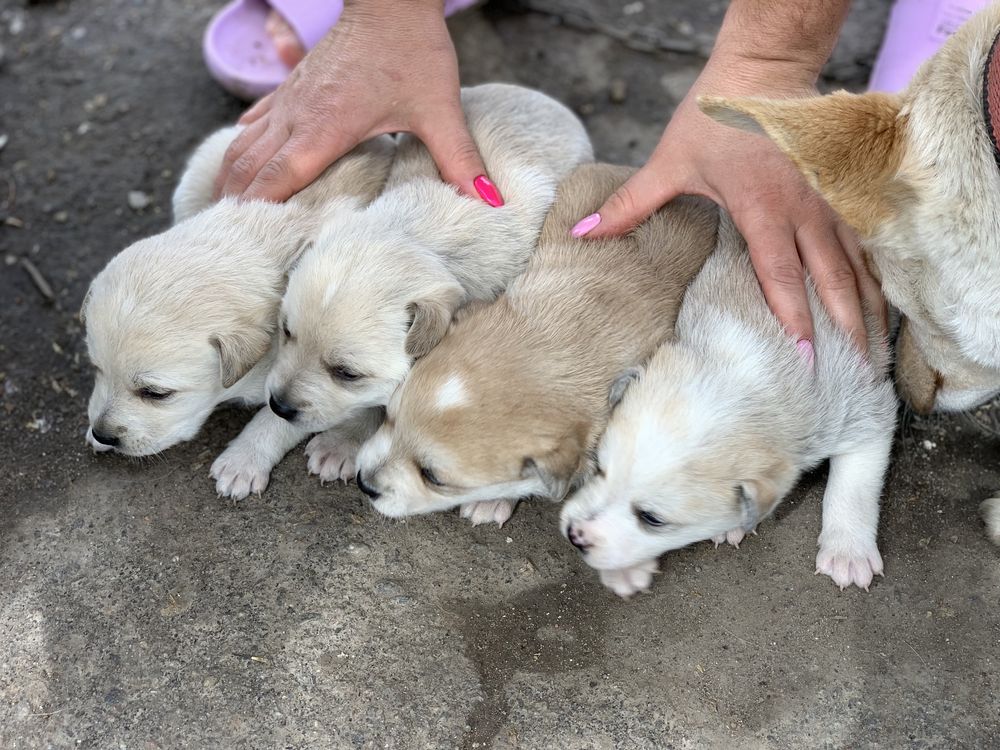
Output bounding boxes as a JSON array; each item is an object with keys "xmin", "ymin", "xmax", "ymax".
[
  {"xmin": 698, "ymin": 5, "xmax": 1000, "ymax": 543},
  {"xmin": 82, "ymin": 128, "xmax": 395, "ymax": 466},
  {"xmin": 212, "ymin": 83, "xmax": 593, "ymax": 497},
  {"xmin": 354, "ymin": 164, "xmax": 718, "ymax": 526},
  {"xmin": 561, "ymin": 215, "xmax": 897, "ymax": 598}
]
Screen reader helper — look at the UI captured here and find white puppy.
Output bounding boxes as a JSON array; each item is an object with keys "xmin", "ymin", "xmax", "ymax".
[
  {"xmin": 698, "ymin": 4, "xmax": 1000, "ymax": 542},
  {"xmin": 82, "ymin": 128, "xmax": 395, "ymax": 464},
  {"xmin": 353, "ymin": 164, "xmax": 717, "ymax": 526},
  {"xmin": 561, "ymin": 214, "xmax": 897, "ymax": 598},
  {"xmin": 210, "ymin": 83, "xmax": 593, "ymax": 497}
]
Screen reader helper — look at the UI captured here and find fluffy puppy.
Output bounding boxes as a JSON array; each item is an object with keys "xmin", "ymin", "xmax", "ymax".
[
  {"xmin": 82, "ymin": 128, "xmax": 395, "ymax": 465},
  {"xmin": 211, "ymin": 83, "xmax": 594, "ymax": 497},
  {"xmin": 353, "ymin": 164, "xmax": 718, "ymax": 526},
  {"xmin": 561, "ymin": 214, "xmax": 898, "ymax": 597},
  {"xmin": 698, "ymin": 5, "xmax": 1000, "ymax": 543}
]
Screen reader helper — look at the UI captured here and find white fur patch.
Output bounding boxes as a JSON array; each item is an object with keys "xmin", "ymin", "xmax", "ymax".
[
  {"xmin": 322, "ymin": 281, "xmax": 339, "ymax": 308},
  {"xmin": 435, "ymin": 374, "xmax": 467, "ymax": 411}
]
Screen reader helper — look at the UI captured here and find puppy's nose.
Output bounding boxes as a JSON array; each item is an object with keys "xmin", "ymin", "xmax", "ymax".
[
  {"xmin": 356, "ymin": 472, "xmax": 380, "ymax": 500},
  {"xmin": 567, "ymin": 523, "xmax": 591, "ymax": 552},
  {"xmin": 91, "ymin": 428, "xmax": 120, "ymax": 448},
  {"xmin": 269, "ymin": 392, "xmax": 299, "ymax": 422}
]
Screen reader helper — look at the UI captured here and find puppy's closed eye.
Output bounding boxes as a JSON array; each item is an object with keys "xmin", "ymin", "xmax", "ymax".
[
  {"xmin": 419, "ymin": 465, "xmax": 445, "ymax": 487},
  {"xmin": 137, "ymin": 386, "xmax": 176, "ymax": 402},
  {"xmin": 634, "ymin": 507, "xmax": 671, "ymax": 529},
  {"xmin": 326, "ymin": 363, "xmax": 363, "ymax": 382}
]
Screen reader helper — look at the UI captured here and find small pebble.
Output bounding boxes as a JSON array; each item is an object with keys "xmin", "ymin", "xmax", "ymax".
[
  {"xmin": 128, "ymin": 190, "xmax": 151, "ymax": 210},
  {"xmin": 922, "ymin": 439, "xmax": 937, "ymax": 451},
  {"xmin": 202, "ymin": 676, "xmax": 219, "ymax": 689},
  {"xmin": 609, "ymin": 79, "xmax": 628, "ymax": 104},
  {"xmin": 0, "ymin": 134, "xmax": 7, "ymax": 152},
  {"xmin": 53, "ymin": 210, "xmax": 68, "ymax": 223},
  {"xmin": 345, "ymin": 541, "xmax": 372, "ymax": 558}
]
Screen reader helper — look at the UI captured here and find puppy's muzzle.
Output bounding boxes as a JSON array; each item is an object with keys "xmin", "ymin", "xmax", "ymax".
[
  {"xmin": 566, "ymin": 523, "xmax": 591, "ymax": 552},
  {"xmin": 269, "ymin": 392, "xmax": 299, "ymax": 422},
  {"xmin": 356, "ymin": 471, "xmax": 381, "ymax": 500},
  {"xmin": 91, "ymin": 427, "xmax": 120, "ymax": 448}
]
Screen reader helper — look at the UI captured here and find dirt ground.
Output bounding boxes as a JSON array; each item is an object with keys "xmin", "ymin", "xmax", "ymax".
[{"xmin": 1, "ymin": 1, "xmax": 998, "ymax": 748}]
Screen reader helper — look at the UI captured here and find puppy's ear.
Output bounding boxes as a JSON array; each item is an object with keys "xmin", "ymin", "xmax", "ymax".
[
  {"xmin": 405, "ymin": 281, "xmax": 466, "ymax": 359},
  {"xmin": 699, "ymin": 92, "xmax": 908, "ymax": 236},
  {"xmin": 210, "ymin": 323, "xmax": 273, "ymax": 389},
  {"xmin": 894, "ymin": 317, "xmax": 939, "ymax": 415},
  {"xmin": 608, "ymin": 368, "xmax": 641, "ymax": 409},
  {"xmin": 738, "ymin": 456, "xmax": 796, "ymax": 530},
  {"xmin": 521, "ymin": 423, "xmax": 590, "ymax": 501},
  {"xmin": 79, "ymin": 283, "xmax": 94, "ymax": 327}
]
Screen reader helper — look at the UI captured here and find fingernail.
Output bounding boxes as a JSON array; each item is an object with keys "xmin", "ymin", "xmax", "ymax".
[
  {"xmin": 473, "ymin": 175, "xmax": 504, "ymax": 207},
  {"xmin": 571, "ymin": 213, "xmax": 601, "ymax": 238},
  {"xmin": 797, "ymin": 339, "xmax": 815, "ymax": 371}
]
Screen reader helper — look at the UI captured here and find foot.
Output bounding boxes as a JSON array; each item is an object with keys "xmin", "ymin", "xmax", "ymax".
[
  {"xmin": 711, "ymin": 526, "xmax": 755, "ymax": 548},
  {"xmin": 815, "ymin": 531, "xmax": 884, "ymax": 591},
  {"xmin": 598, "ymin": 559, "xmax": 659, "ymax": 599},
  {"xmin": 265, "ymin": 10, "xmax": 306, "ymax": 68},
  {"xmin": 210, "ymin": 444, "xmax": 271, "ymax": 500},
  {"xmin": 305, "ymin": 430, "xmax": 360, "ymax": 484},
  {"xmin": 981, "ymin": 497, "xmax": 1000, "ymax": 545},
  {"xmin": 459, "ymin": 499, "xmax": 517, "ymax": 527}
]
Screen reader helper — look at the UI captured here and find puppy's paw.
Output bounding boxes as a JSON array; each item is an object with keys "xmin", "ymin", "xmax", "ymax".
[
  {"xmin": 459, "ymin": 499, "xmax": 517, "ymax": 527},
  {"xmin": 210, "ymin": 447, "xmax": 271, "ymax": 500},
  {"xmin": 711, "ymin": 526, "xmax": 754, "ymax": 548},
  {"xmin": 981, "ymin": 496, "xmax": 1000, "ymax": 545},
  {"xmin": 598, "ymin": 559, "xmax": 658, "ymax": 599},
  {"xmin": 816, "ymin": 532, "xmax": 883, "ymax": 591},
  {"xmin": 305, "ymin": 431, "xmax": 359, "ymax": 484}
]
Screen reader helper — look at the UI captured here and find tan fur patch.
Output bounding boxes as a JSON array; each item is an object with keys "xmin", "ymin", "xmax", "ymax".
[{"xmin": 699, "ymin": 92, "xmax": 909, "ymax": 237}]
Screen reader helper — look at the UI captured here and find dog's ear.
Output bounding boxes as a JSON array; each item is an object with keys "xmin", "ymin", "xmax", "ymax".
[
  {"xmin": 79, "ymin": 283, "xmax": 94, "ymax": 327},
  {"xmin": 894, "ymin": 317, "xmax": 940, "ymax": 415},
  {"xmin": 699, "ymin": 92, "xmax": 908, "ymax": 236},
  {"xmin": 608, "ymin": 368, "xmax": 641, "ymax": 410},
  {"xmin": 521, "ymin": 423, "xmax": 590, "ymax": 501},
  {"xmin": 210, "ymin": 323, "xmax": 273, "ymax": 389},
  {"xmin": 738, "ymin": 456, "xmax": 796, "ymax": 530},
  {"xmin": 405, "ymin": 281, "xmax": 466, "ymax": 359}
]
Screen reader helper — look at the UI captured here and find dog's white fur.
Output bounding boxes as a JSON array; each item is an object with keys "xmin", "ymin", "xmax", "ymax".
[
  {"xmin": 354, "ymin": 164, "xmax": 717, "ymax": 526},
  {"xmin": 212, "ymin": 83, "xmax": 594, "ymax": 497},
  {"xmin": 82, "ymin": 128, "xmax": 395, "ymax": 468},
  {"xmin": 699, "ymin": 5, "xmax": 1000, "ymax": 544},
  {"xmin": 560, "ymin": 214, "xmax": 898, "ymax": 598}
]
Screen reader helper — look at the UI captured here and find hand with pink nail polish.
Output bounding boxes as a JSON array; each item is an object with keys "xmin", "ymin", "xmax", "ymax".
[{"xmin": 214, "ymin": 0, "xmax": 501, "ymax": 207}]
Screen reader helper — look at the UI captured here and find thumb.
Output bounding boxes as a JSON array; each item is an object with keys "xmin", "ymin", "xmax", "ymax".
[
  {"xmin": 573, "ymin": 161, "xmax": 679, "ymax": 238},
  {"xmin": 417, "ymin": 105, "xmax": 501, "ymax": 206}
]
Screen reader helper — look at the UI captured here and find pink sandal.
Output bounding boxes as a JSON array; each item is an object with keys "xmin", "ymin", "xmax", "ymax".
[
  {"xmin": 869, "ymin": 0, "xmax": 993, "ymax": 92},
  {"xmin": 204, "ymin": 0, "xmax": 479, "ymax": 101}
]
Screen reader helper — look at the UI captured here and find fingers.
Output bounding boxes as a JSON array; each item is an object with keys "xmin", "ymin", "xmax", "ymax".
[
  {"xmin": 213, "ymin": 117, "xmax": 271, "ymax": 199},
  {"xmin": 239, "ymin": 93, "xmax": 275, "ymax": 126},
  {"xmin": 576, "ymin": 161, "xmax": 678, "ymax": 238},
  {"xmin": 241, "ymin": 129, "xmax": 359, "ymax": 202},
  {"xmin": 417, "ymin": 106, "xmax": 496, "ymax": 204},
  {"xmin": 741, "ymin": 217, "xmax": 815, "ymax": 346},
  {"xmin": 215, "ymin": 119, "xmax": 288, "ymax": 199},
  {"xmin": 838, "ymin": 221, "xmax": 888, "ymax": 338},
  {"xmin": 797, "ymin": 220, "xmax": 868, "ymax": 352}
]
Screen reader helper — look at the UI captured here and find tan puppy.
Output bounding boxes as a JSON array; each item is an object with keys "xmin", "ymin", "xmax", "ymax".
[
  {"xmin": 354, "ymin": 164, "xmax": 718, "ymax": 526},
  {"xmin": 699, "ymin": 3, "xmax": 1000, "ymax": 543},
  {"xmin": 83, "ymin": 128, "xmax": 394, "ymax": 463},
  {"xmin": 211, "ymin": 84, "xmax": 594, "ymax": 499},
  {"xmin": 561, "ymin": 214, "xmax": 896, "ymax": 597}
]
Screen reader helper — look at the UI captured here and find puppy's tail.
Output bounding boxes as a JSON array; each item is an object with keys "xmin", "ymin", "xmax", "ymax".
[{"xmin": 172, "ymin": 125, "xmax": 242, "ymax": 224}]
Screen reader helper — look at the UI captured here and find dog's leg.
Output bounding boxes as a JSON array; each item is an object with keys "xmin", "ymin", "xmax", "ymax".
[
  {"xmin": 210, "ymin": 407, "xmax": 311, "ymax": 499},
  {"xmin": 597, "ymin": 559, "xmax": 659, "ymax": 599},
  {"xmin": 305, "ymin": 408, "xmax": 382, "ymax": 484},
  {"xmin": 710, "ymin": 527, "xmax": 756, "ymax": 548},
  {"xmin": 459, "ymin": 499, "xmax": 518, "ymax": 527},
  {"xmin": 981, "ymin": 497, "xmax": 1000, "ymax": 545},
  {"xmin": 815, "ymin": 434, "xmax": 892, "ymax": 591}
]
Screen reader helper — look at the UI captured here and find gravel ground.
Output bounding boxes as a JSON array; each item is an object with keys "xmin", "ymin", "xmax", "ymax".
[{"xmin": 1, "ymin": 1, "xmax": 998, "ymax": 748}]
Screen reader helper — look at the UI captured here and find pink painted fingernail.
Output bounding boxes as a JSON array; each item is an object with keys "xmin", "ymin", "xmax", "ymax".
[
  {"xmin": 571, "ymin": 213, "xmax": 601, "ymax": 238},
  {"xmin": 797, "ymin": 339, "xmax": 815, "ymax": 370},
  {"xmin": 473, "ymin": 175, "xmax": 504, "ymax": 207}
]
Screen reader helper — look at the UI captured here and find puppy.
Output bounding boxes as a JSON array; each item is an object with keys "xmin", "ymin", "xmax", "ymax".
[
  {"xmin": 560, "ymin": 214, "xmax": 897, "ymax": 598},
  {"xmin": 210, "ymin": 83, "xmax": 594, "ymax": 498},
  {"xmin": 354, "ymin": 164, "xmax": 718, "ymax": 526},
  {"xmin": 698, "ymin": 3, "xmax": 1000, "ymax": 542},
  {"xmin": 82, "ymin": 128, "xmax": 395, "ymax": 464}
]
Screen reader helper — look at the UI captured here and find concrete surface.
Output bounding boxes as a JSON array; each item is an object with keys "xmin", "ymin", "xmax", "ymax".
[{"xmin": 1, "ymin": 1, "xmax": 998, "ymax": 748}]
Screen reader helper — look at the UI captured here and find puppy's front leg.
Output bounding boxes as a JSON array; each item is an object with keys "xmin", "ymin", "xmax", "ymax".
[
  {"xmin": 305, "ymin": 408, "xmax": 383, "ymax": 484},
  {"xmin": 210, "ymin": 407, "xmax": 311, "ymax": 499},
  {"xmin": 815, "ymin": 435, "xmax": 893, "ymax": 591},
  {"xmin": 459, "ymin": 499, "xmax": 518, "ymax": 527},
  {"xmin": 598, "ymin": 559, "xmax": 659, "ymax": 599}
]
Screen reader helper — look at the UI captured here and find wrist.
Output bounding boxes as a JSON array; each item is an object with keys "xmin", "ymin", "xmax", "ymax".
[{"xmin": 695, "ymin": 48, "xmax": 819, "ymax": 99}]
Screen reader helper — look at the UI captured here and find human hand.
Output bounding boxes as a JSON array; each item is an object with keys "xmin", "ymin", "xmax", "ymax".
[
  {"xmin": 574, "ymin": 53, "xmax": 884, "ymax": 352},
  {"xmin": 214, "ymin": 0, "xmax": 501, "ymax": 206}
]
